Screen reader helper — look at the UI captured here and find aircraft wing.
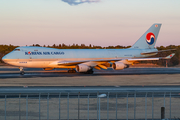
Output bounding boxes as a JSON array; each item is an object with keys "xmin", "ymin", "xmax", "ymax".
[
  {"xmin": 57, "ymin": 59, "xmax": 122, "ymax": 66},
  {"xmin": 56, "ymin": 53, "xmax": 175, "ymax": 66}
]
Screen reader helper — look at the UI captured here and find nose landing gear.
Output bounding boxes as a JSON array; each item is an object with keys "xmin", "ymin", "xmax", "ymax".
[{"xmin": 19, "ymin": 67, "xmax": 25, "ymax": 75}]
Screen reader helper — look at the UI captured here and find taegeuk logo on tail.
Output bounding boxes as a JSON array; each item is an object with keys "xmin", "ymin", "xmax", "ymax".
[{"xmin": 146, "ymin": 32, "xmax": 155, "ymax": 45}]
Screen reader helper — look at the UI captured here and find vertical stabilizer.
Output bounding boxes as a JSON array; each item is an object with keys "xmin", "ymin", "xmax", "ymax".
[{"xmin": 131, "ymin": 23, "xmax": 161, "ymax": 49}]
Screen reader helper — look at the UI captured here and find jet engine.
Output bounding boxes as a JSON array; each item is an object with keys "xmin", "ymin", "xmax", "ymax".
[
  {"xmin": 112, "ymin": 62, "xmax": 129, "ymax": 70},
  {"xmin": 76, "ymin": 64, "xmax": 91, "ymax": 72}
]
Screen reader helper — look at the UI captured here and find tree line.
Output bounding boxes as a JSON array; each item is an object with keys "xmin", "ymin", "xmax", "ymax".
[{"xmin": 0, "ymin": 44, "xmax": 179, "ymax": 66}]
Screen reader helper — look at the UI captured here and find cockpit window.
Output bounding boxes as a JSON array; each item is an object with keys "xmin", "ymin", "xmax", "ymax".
[{"xmin": 14, "ymin": 49, "xmax": 20, "ymax": 51}]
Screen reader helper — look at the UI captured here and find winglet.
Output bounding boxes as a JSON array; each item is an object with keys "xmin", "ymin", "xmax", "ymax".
[{"xmin": 163, "ymin": 53, "xmax": 175, "ymax": 59}]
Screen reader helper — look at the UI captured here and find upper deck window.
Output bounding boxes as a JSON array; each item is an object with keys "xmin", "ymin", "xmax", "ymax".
[{"xmin": 14, "ymin": 49, "xmax": 20, "ymax": 51}]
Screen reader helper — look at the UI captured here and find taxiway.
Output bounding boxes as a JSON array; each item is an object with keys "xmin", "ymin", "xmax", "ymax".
[
  {"xmin": 1, "ymin": 67, "xmax": 180, "ymax": 78},
  {"xmin": 0, "ymin": 67, "xmax": 180, "ymax": 86}
]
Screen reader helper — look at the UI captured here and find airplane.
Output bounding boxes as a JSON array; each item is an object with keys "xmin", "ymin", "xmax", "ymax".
[
  {"xmin": 62, "ymin": 0, "xmax": 100, "ymax": 6},
  {"xmin": 2, "ymin": 23, "xmax": 175, "ymax": 75}
]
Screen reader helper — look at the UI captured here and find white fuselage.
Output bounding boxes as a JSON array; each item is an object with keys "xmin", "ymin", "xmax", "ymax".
[{"xmin": 2, "ymin": 46, "xmax": 157, "ymax": 68}]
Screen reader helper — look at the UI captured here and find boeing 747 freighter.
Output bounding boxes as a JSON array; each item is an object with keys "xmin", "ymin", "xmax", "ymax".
[{"xmin": 2, "ymin": 24, "xmax": 175, "ymax": 75}]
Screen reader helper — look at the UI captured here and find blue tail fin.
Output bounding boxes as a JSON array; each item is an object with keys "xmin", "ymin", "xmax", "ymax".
[{"xmin": 131, "ymin": 23, "xmax": 161, "ymax": 49}]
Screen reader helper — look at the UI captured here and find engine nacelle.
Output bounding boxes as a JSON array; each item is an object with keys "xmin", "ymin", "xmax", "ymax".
[
  {"xmin": 76, "ymin": 64, "xmax": 91, "ymax": 72},
  {"xmin": 112, "ymin": 62, "xmax": 129, "ymax": 70}
]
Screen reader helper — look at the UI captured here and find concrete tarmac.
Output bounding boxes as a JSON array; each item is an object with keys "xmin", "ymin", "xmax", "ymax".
[
  {"xmin": 1, "ymin": 67, "xmax": 180, "ymax": 78},
  {"xmin": 0, "ymin": 67, "xmax": 180, "ymax": 86}
]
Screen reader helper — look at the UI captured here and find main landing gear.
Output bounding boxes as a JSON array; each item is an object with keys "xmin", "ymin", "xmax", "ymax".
[
  {"xmin": 68, "ymin": 69, "xmax": 76, "ymax": 73},
  {"xmin": 85, "ymin": 69, "xmax": 94, "ymax": 74},
  {"xmin": 19, "ymin": 67, "xmax": 25, "ymax": 75},
  {"xmin": 68, "ymin": 68, "xmax": 94, "ymax": 74}
]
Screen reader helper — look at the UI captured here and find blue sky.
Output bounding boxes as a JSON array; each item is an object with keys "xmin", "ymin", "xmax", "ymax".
[{"xmin": 0, "ymin": 0, "xmax": 180, "ymax": 47}]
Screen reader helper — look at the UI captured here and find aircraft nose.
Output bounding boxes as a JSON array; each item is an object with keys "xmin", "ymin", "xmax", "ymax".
[
  {"xmin": 2, "ymin": 54, "xmax": 8, "ymax": 63},
  {"xmin": 2, "ymin": 56, "xmax": 6, "ymax": 62}
]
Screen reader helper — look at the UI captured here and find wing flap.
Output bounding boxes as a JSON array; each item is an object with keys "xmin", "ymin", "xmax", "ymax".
[{"xmin": 57, "ymin": 59, "xmax": 122, "ymax": 66}]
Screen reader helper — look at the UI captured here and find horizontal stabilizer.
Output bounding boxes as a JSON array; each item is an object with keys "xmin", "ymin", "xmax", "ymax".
[
  {"xmin": 128, "ymin": 58, "xmax": 159, "ymax": 62},
  {"xmin": 161, "ymin": 53, "xmax": 175, "ymax": 59},
  {"xmin": 141, "ymin": 49, "xmax": 176, "ymax": 55},
  {"xmin": 128, "ymin": 53, "xmax": 175, "ymax": 62}
]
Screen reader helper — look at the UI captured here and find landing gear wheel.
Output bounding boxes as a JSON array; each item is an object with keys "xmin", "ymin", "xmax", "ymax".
[
  {"xmin": 19, "ymin": 67, "xmax": 25, "ymax": 75},
  {"xmin": 68, "ymin": 69, "xmax": 76, "ymax": 73},
  {"xmin": 85, "ymin": 69, "xmax": 94, "ymax": 74},
  {"xmin": 20, "ymin": 71, "xmax": 25, "ymax": 75}
]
